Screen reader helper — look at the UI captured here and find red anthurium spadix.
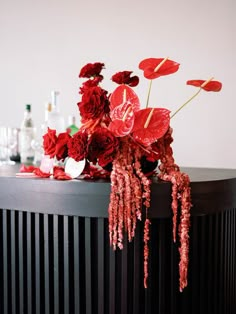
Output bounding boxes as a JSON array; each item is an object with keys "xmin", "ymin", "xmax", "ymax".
[
  {"xmin": 132, "ymin": 108, "xmax": 170, "ymax": 146},
  {"xmin": 139, "ymin": 58, "xmax": 180, "ymax": 79},
  {"xmin": 108, "ymin": 102, "xmax": 134, "ymax": 137},
  {"xmin": 109, "ymin": 85, "xmax": 140, "ymax": 111},
  {"xmin": 186, "ymin": 79, "xmax": 222, "ymax": 92}
]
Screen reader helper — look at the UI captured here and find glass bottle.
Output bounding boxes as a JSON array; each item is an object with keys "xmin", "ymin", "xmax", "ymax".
[
  {"xmin": 19, "ymin": 104, "xmax": 35, "ymax": 165},
  {"xmin": 47, "ymin": 91, "xmax": 65, "ymax": 134},
  {"xmin": 66, "ymin": 115, "xmax": 79, "ymax": 135}
]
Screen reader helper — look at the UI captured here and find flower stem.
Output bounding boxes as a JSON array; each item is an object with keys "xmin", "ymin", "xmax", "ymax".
[
  {"xmin": 146, "ymin": 80, "xmax": 153, "ymax": 108},
  {"xmin": 170, "ymin": 88, "xmax": 202, "ymax": 119}
]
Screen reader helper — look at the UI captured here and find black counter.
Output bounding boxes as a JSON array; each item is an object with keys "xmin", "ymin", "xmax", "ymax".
[{"xmin": 0, "ymin": 165, "xmax": 236, "ymax": 314}]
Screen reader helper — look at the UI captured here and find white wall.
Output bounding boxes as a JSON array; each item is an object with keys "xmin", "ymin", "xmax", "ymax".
[{"xmin": 0, "ymin": 0, "xmax": 235, "ymax": 168}]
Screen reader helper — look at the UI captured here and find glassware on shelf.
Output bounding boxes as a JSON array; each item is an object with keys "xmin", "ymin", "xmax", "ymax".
[{"xmin": 0, "ymin": 127, "xmax": 18, "ymax": 166}]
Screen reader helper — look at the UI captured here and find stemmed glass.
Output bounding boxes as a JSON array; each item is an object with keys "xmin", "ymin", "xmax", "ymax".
[{"xmin": 0, "ymin": 127, "xmax": 17, "ymax": 165}]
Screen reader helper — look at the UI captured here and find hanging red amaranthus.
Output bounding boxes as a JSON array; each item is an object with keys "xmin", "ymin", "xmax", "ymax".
[{"xmin": 157, "ymin": 127, "xmax": 192, "ymax": 291}]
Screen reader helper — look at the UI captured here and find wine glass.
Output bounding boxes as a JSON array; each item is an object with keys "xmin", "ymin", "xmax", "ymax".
[{"xmin": 0, "ymin": 127, "xmax": 17, "ymax": 165}]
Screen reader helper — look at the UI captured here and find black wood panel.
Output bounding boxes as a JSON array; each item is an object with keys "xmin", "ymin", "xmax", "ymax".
[{"xmin": 0, "ymin": 207, "xmax": 235, "ymax": 313}]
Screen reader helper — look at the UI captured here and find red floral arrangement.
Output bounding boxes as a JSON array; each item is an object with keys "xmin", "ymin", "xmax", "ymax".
[{"xmin": 25, "ymin": 58, "xmax": 222, "ymax": 292}]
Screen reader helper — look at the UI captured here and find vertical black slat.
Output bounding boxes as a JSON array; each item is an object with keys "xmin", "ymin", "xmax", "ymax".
[
  {"xmin": 44, "ymin": 214, "xmax": 50, "ymax": 314},
  {"xmin": 27, "ymin": 212, "xmax": 32, "ymax": 314},
  {"xmin": 0, "ymin": 210, "xmax": 3, "ymax": 314},
  {"xmin": 226, "ymin": 210, "xmax": 231, "ymax": 313},
  {"xmin": 218, "ymin": 211, "xmax": 224, "ymax": 314},
  {"xmin": 234, "ymin": 209, "xmax": 236, "ymax": 311},
  {"xmin": 227, "ymin": 210, "xmax": 233, "ymax": 313},
  {"xmin": 158, "ymin": 221, "xmax": 166, "ymax": 314},
  {"xmin": 109, "ymin": 239, "xmax": 116, "ymax": 314},
  {"xmin": 230, "ymin": 209, "xmax": 234, "ymax": 313},
  {"xmin": 207, "ymin": 215, "xmax": 213, "ymax": 313},
  {"xmin": 223, "ymin": 210, "xmax": 228, "ymax": 314},
  {"xmin": 11, "ymin": 210, "xmax": 16, "ymax": 314},
  {"xmin": 73, "ymin": 216, "xmax": 80, "ymax": 313},
  {"xmin": 212, "ymin": 213, "xmax": 219, "ymax": 314},
  {"xmin": 121, "ymin": 235, "xmax": 128, "ymax": 314},
  {"xmin": 191, "ymin": 216, "xmax": 200, "ymax": 314},
  {"xmin": 18, "ymin": 211, "xmax": 24, "ymax": 314},
  {"xmin": 64, "ymin": 215, "xmax": 70, "ymax": 314},
  {"xmin": 199, "ymin": 216, "xmax": 207, "ymax": 313},
  {"xmin": 85, "ymin": 217, "xmax": 92, "ymax": 314},
  {"xmin": 35, "ymin": 213, "xmax": 41, "ymax": 314},
  {"xmin": 229, "ymin": 209, "xmax": 234, "ymax": 313},
  {"xmin": 3, "ymin": 210, "xmax": 8, "ymax": 314},
  {"xmin": 170, "ymin": 223, "xmax": 178, "ymax": 314},
  {"xmin": 211, "ymin": 214, "xmax": 219, "ymax": 313},
  {"xmin": 97, "ymin": 218, "xmax": 104, "ymax": 314},
  {"xmin": 133, "ymin": 222, "xmax": 141, "ymax": 314},
  {"xmin": 53, "ymin": 215, "xmax": 59, "ymax": 314},
  {"xmin": 233, "ymin": 209, "xmax": 236, "ymax": 311}
]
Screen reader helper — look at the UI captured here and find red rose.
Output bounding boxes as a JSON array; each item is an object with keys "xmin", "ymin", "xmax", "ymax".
[
  {"xmin": 43, "ymin": 128, "xmax": 57, "ymax": 158},
  {"xmin": 55, "ymin": 132, "xmax": 71, "ymax": 161},
  {"xmin": 87, "ymin": 128, "xmax": 119, "ymax": 167},
  {"xmin": 77, "ymin": 86, "xmax": 110, "ymax": 122},
  {"xmin": 68, "ymin": 131, "xmax": 88, "ymax": 161},
  {"xmin": 79, "ymin": 62, "xmax": 104, "ymax": 78},
  {"xmin": 111, "ymin": 71, "xmax": 139, "ymax": 87},
  {"xmin": 79, "ymin": 77, "xmax": 103, "ymax": 94}
]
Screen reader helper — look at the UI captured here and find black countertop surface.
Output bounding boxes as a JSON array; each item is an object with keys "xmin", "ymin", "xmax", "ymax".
[{"xmin": 0, "ymin": 164, "xmax": 236, "ymax": 217}]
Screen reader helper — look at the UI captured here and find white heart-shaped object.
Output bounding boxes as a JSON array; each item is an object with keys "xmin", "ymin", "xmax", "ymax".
[{"xmin": 65, "ymin": 157, "xmax": 86, "ymax": 179}]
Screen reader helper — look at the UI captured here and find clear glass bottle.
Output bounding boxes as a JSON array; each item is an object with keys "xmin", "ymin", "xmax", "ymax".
[
  {"xmin": 47, "ymin": 91, "xmax": 65, "ymax": 134},
  {"xmin": 19, "ymin": 104, "xmax": 35, "ymax": 165},
  {"xmin": 66, "ymin": 115, "xmax": 79, "ymax": 135},
  {"xmin": 41, "ymin": 102, "xmax": 52, "ymax": 135}
]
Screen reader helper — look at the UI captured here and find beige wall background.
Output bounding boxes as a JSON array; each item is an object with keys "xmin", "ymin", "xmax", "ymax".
[{"xmin": 0, "ymin": 0, "xmax": 235, "ymax": 168}]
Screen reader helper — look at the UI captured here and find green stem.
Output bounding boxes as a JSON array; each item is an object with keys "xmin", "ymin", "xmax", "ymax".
[
  {"xmin": 170, "ymin": 88, "xmax": 202, "ymax": 119},
  {"xmin": 146, "ymin": 80, "xmax": 153, "ymax": 108}
]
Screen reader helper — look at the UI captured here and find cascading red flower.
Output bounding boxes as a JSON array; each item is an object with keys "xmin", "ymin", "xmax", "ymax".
[{"xmin": 111, "ymin": 71, "xmax": 139, "ymax": 87}]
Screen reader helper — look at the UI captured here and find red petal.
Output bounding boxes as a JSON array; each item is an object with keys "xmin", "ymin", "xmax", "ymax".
[
  {"xmin": 20, "ymin": 164, "xmax": 37, "ymax": 173},
  {"xmin": 34, "ymin": 168, "xmax": 51, "ymax": 178},
  {"xmin": 132, "ymin": 108, "xmax": 170, "ymax": 146},
  {"xmin": 187, "ymin": 80, "xmax": 222, "ymax": 92},
  {"xmin": 108, "ymin": 102, "xmax": 134, "ymax": 136},
  {"xmin": 110, "ymin": 85, "xmax": 140, "ymax": 111},
  {"xmin": 53, "ymin": 166, "xmax": 72, "ymax": 180},
  {"xmin": 139, "ymin": 58, "xmax": 180, "ymax": 79}
]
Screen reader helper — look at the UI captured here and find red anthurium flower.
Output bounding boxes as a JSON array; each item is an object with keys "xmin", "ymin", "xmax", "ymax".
[
  {"xmin": 108, "ymin": 102, "xmax": 134, "ymax": 137},
  {"xmin": 132, "ymin": 108, "xmax": 170, "ymax": 146},
  {"xmin": 186, "ymin": 79, "xmax": 222, "ymax": 92},
  {"xmin": 109, "ymin": 85, "xmax": 140, "ymax": 111},
  {"xmin": 139, "ymin": 58, "xmax": 180, "ymax": 79},
  {"xmin": 111, "ymin": 71, "xmax": 139, "ymax": 87}
]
